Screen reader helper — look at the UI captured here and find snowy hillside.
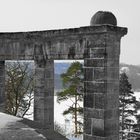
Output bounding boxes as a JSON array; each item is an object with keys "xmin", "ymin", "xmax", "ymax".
[{"xmin": 120, "ymin": 63, "xmax": 140, "ymax": 91}]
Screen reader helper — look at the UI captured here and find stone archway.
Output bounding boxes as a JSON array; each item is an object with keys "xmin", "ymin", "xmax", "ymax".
[{"xmin": 0, "ymin": 11, "xmax": 127, "ymax": 140}]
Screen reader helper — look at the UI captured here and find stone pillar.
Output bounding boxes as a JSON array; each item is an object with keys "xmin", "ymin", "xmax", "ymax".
[
  {"xmin": 84, "ymin": 30, "xmax": 127, "ymax": 139},
  {"xmin": 34, "ymin": 59, "xmax": 54, "ymax": 130},
  {"xmin": 0, "ymin": 61, "xmax": 5, "ymax": 112}
]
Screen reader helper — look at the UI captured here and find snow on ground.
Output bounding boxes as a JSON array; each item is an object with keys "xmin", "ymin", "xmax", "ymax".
[
  {"xmin": 134, "ymin": 92, "xmax": 140, "ymax": 101},
  {"xmin": 38, "ymin": 134, "xmax": 46, "ymax": 139},
  {"xmin": 0, "ymin": 112, "xmax": 22, "ymax": 133}
]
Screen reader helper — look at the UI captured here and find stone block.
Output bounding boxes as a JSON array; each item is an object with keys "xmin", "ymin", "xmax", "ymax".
[
  {"xmin": 84, "ymin": 58, "xmax": 105, "ymax": 67},
  {"xmin": 44, "ymin": 109, "xmax": 54, "ymax": 121},
  {"xmin": 34, "ymin": 96, "xmax": 53, "ymax": 110},
  {"xmin": 105, "ymin": 135, "xmax": 119, "ymax": 140},
  {"xmin": 106, "ymin": 59, "xmax": 119, "ymax": 67},
  {"xmin": 0, "ymin": 61, "xmax": 5, "ymax": 112},
  {"xmin": 84, "ymin": 108, "xmax": 104, "ymax": 119},
  {"xmin": 45, "ymin": 77, "xmax": 54, "ymax": 84},
  {"xmin": 84, "ymin": 81, "xmax": 105, "ymax": 93},
  {"xmin": 105, "ymin": 109, "xmax": 119, "ymax": 119},
  {"xmin": 104, "ymin": 118, "xmax": 119, "ymax": 136},
  {"xmin": 84, "ymin": 94, "xmax": 93, "ymax": 108},
  {"xmin": 92, "ymin": 118, "xmax": 104, "ymax": 137},
  {"xmin": 34, "ymin": 78, "xmax": 45, "ymax": 87},
  {"xmin": 44, "ymin": 68, "xmax": 54, "ymax": 79},
  {"xmin": 34, "ymin": 107, "xmax": 54, "ymax": 128},
  {"xmin": 35, "ymin": 68, "xmax": 45, "ymax": 77},
  {"xmin": 106, "ymin": 67, "xmax": 119, "ymax": 80},
  {"xmin": 84, "ymin": 118, "xmax": 92, "ymax": 135},
  {"xmin": 106, "ymin": 94, "xmax": 119, "ymax": 109},
  {"xmin": 34, "ymin": 87, "xmax": 54, "ymax": 97},
  {"xmin": 84, "ymin": 67, "xmax": 119, "ymax": 81},
  {"xmin": 34, "ymin": 107, "xmax": 44, "ymax": 122},
  {"xmin": 94, "ymin": 68, "xmax": 105, "ymax": 80},
  {"xmin": 34, "ymin": 79, "xmax": 54, "ymax": 90},
  {"xmin": 106, "ymin": 46, "xmax": 120, "ymax": 58},
  {"xmin": 84, "ymin": 135, "xmax": 105, "ymax": 140},
  {"xmin": 107, "ymin": 82, "xmax": 119, "ymax": 94},
  {"xmin": 0, "ymin": 88, "xmax": 5, "ymax": 95},
  {"xmin": 84, "ymin": 68, "xmax": 93, "ymax": 81},
  {"xmin": 34, "ymin": 97, "xmax": 44, "ymax": 109},
  {"xmin": 94, "ymin": 93, "xmax": 105, "ymax": 109},
  {"xmin": 0, "ymin": 61, "xmax": 5, "ymax": 67},
  {"xmin": 24, "ymin": 43, "xmax": 34, "ymax": 56},
  {"xmin": 84, "ymin": 93, "xmax": 105, "ymax": 109},
  {"xmin": 90, "ymin": 48, "xmax": 106, "ymax": 58}
]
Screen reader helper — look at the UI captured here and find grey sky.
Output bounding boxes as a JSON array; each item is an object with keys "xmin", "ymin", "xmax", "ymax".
[{"xmin": 0, "ymin": 0, "xmax": 140, "ymax": 65}]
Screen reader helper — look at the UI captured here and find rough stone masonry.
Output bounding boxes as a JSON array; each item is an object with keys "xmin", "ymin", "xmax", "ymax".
[{"xmin": 0, "ymin": 11, "xmax": 127, "ymax": 140}]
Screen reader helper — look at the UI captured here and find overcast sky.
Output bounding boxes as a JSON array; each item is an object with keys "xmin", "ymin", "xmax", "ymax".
[{"xmin": 0, "ymin": 0, "xmax": 140, "ymax": 65}]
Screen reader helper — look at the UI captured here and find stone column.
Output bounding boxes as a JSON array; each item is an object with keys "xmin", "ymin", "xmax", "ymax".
[
  {"xmin": 84, "ymin": 29, "xmax": 127, "ymax": 140},
  {"xmin": 0, "ymin": 61, "xmax": 5, "ymax": 112},
  {"xmin": 34, "ymin": 59, "xmax": 54, "ymax": 130}
]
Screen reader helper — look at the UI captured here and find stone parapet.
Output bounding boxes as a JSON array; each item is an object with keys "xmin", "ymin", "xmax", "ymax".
[{"xmin": 0, "ymin": 61, "xmax": 5, "ymax": 112}]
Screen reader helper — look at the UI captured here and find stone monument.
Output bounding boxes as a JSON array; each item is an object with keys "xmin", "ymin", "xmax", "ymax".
[{"xmin": 0, "ymin": 11, "xmax": 127, "ymax": 140}]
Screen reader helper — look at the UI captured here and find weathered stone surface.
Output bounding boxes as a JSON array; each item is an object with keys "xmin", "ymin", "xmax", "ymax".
[
  {"xmin": 84, "ymin": 93, "xmax": 105, "ymax": 109},
  {"xmin": 84, "ymin": 58, "xmax": 105, "ymax": 67},
  {"xmin": 34, "ymin": 59, "xmax": 54, "ymax": 129},
  {"xmin": 84, "ymin": 94, "xmax": 94, "ymax": 108},
  {"xmin": 106, "ymin": 94, "xmax": 119, "ymax": 109},
  {"xmin": 104, "ymin": 118, "xmax": 119, "ymax": 136},
  {"xmin": 84, "ymin": 135, "xmax": 119, "ymax": 140},
  {"xmin": 0, "ymin": 25, "xmax": 127, "ymax": 60},
  {"xmin": 0, "ymin": 20, "xmax": 127, "ymax": 140},
  {"xmin": 83, "ymin": 22, "xmax": 127, "ymax": 140},
  {"xmin": 84, "ymin": 118, "xmax": 92, "ymax": 135},
  {"xmin": 84, "ymin": 135, "xmax": 106, "ymax": 140},
  {"xmin": 84, "ymin": 108, "xmax": 104, "ymax": 119},
  {"xmin": 92, "ymin": 118, "xmax": 104, "ymax": 136},
  {"xmin": 90, "ymin": 48, "xmax": 106, "ymax": 58},
  {"xmin": 84, "ymin": 81, "xmax": 105, "ymax": 93},
  {"xmin": 90, "ymin": 11, "xmax": 117, "ymax": 26},
  {"xmin": 0, "ymin": 61, "xmax": 5, "ymax": 112}
]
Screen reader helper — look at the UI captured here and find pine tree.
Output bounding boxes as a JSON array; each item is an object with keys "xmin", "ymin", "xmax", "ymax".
[
  {"xmin": 119, "ymin": 72, "xmax": 137, "ymax": 139},
  {"xmin": 57, "ymin": 61, "xmax": 83, "ymax": 136},
  {"xmin": 134, "ymin": 98, "xmax": 140, "ymax": 133}
]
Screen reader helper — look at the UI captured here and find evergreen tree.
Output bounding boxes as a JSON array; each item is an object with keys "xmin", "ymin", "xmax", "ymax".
[
  {"xmin": 57, "ymin": 61, "xmax": 83, "ymax": 136},
  {"xmin": 119, "ymin": 72, "xmax": 137, "ymax": 139},
  {"xmin": 134, "ymin": 99, "xmax": 140, "ymax": 133}
]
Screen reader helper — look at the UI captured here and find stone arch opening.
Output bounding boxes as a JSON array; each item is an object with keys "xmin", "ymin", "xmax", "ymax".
[
  {"xmin": 54, "ymin": 60, "xmax": 84, "ymax": 139},
  {"xmin": 5, "ymin": 60, "xmax": 34, "ymax": 119}
]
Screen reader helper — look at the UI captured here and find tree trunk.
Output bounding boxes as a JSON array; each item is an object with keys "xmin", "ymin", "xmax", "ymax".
[
  {"xmin": 74, "ymin": 95, "xmax": 78, "ymax": 135},
  {"xmin": 121, "ymin": 96, "xmax": 125, "ymax": 140}
]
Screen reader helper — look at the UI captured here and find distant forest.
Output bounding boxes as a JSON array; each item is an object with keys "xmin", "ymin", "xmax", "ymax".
[
  {"xmin": 120, "ymin": 63, "xmax": 140, "ymax": 91},
  {"xmin": 54, "ymin": 63, "xmax": 140, "ymax": 91}
]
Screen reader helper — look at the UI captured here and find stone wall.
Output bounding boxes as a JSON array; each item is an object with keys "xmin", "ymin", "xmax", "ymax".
[
  {"xmin": 0, "ymin": 24, "xmax": 127, "ymax": 140},
  {"xmin": 0, "ymin": 61, "xmax": 5, "ymax": 112},
  {"xmin": 84, "ymin": 32, "xmax": 122, "ymax": 140}
]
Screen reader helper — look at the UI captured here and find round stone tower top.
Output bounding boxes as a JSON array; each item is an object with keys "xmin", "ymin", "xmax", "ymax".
[{"xmin": 90, "ymin": 11, "xmax": 117, "ymax": 26}]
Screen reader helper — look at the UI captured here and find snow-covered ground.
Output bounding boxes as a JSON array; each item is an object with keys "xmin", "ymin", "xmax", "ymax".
[
  {"xmin": 0, "ymin": 112, "xmax": 22, "ymax": 133},
  {"xmin": 134, "ymin": 92, "xmax": 140, "ymax": 101},
  {"xmin": 54, "ymin": 96, "xmax": 83, "ymax": 140}
]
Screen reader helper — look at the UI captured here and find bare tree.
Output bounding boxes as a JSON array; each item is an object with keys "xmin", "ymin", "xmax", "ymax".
[{"xmin": 5, "ymin": 61, "xmax": 34, "ymax": 118}]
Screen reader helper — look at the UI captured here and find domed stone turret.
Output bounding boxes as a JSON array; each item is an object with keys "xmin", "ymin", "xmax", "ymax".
[{"xmin": 90, "ymin": 11, "xmax": 117, "ymax": 26}]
